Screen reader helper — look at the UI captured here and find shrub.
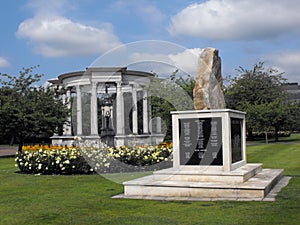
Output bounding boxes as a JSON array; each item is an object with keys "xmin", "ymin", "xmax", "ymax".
[
  {"xmin": 15, "ymin": 147, "xmax": 96, "ymax": 175},
  {"xmin": 15, "ymin": 143, "xmax": 173, "ymax": 175}
]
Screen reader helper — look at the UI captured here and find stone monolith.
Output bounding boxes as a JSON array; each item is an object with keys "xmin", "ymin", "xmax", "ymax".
[{"xmin": 193, "ymin": 48, "xmax": 225, "ymax": 110}]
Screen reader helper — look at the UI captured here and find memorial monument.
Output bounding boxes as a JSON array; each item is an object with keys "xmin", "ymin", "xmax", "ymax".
[
  {"xmin": 48, "ymin": 67, "xmax": 165, "ymax": 147},
  {"xmin": 120, "ymin": 48, "xmax": 288, "ymax": 201}
]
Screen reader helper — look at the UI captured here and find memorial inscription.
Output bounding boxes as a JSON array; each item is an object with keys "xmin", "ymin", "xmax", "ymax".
[
  {"xmin": 231, "ymin": 118, "xmax": 243, "ymax": 163},
  {"xmin": 179, "ymin": 117, "xmax": 222, "ymax": 165}
]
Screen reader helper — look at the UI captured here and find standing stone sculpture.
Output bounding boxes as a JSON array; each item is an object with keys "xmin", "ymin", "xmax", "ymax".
[{"xmin": 193, "ymin": 48, "xmax": 225, "ymax": 110}]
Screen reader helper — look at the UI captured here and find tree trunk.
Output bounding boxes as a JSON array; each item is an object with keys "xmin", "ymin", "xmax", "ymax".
[
  {"xmin": 265, "ymin": 131, "xmax": 269, "ymax": 144},
  {"xmin": 10, "ymin": 136, "xmax": 14, "ymax": 145},
  {"xmin": 247, "ymin": 128, "xmax": 254, "ymax": 140},
  {"xmin": 274, "ymin": 127, "xmax": 279, "ymax": 142},
  {"xmin": 18, "ymin": 143, "xmax": 23, "ymax": 153}
]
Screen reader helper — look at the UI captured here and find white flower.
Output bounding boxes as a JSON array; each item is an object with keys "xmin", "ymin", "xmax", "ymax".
[{"xmin": 74, "ymin": 136, "xmax": 82, "ymax": 141}]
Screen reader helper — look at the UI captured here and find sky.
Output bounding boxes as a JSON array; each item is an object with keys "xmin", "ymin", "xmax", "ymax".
[{"xmin": 1, "ymin": 0, "xmax": 300, "ymax": 85}]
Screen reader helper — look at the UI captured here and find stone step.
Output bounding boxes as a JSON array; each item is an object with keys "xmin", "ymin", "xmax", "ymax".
[
  {"xmin": 153, "ymin": 163, "xmax": 263, "ymax": 183},
  {"xmin": 123, "ymin": 168, "xmax": 283, "ymax": 200}
]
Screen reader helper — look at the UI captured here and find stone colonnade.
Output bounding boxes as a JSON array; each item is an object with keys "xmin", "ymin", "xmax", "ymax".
[
  {"xmin": 49, "ymin": 67, "xmax": 164, "ymax": 147},
  {"xmin": 62, "ymin": 82, "xmax": 150, "ymax": 137}
]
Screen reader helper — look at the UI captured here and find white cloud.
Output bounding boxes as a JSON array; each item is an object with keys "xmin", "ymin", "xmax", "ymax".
[
  {"xmin": 90, "ymin": 41, "xmax": 202, "ymax": 78},
  {"xmin": 128, "ymin": 48, "xmax": 202, "ymax": 76},
  {"xmin": 129, "ymin": 52, "xmax": 171, "ymax": 64},
  {"xmin": 169, "ymin": 0, "xmax": 300, "ymax": 40},
  {"xmin": 0, "ymin": 57, "xmax": 10, "ymax": 67},
  {"xmin": 168, "ymin": 48, "xmax": 203, "ymax": 75},
  {"xmin": 17, "ymin": 0, "xmax": 122, "ymax": 57},
  {"xmin": 267, "ymin": 51, "xmax": 300, "ymax": 83}
]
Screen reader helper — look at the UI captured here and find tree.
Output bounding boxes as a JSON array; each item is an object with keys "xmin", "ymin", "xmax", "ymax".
[
  {"xmin": 285, "ymin": 101, "xmax": 300, "ymax": 133},
  {"xmin": 149, "ymin": 70, "xmax": 195, "ymax": 140},
  {"xmin": 0, "ymin": 66, "xmax": 69, "ymax": 151},
  {"xmin": 224, "ymin": 62, "xmax": 288, "ymax": 142}
]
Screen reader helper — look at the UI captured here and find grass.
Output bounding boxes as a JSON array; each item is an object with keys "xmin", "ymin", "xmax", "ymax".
[{"xmin": 1, "ymin": 135, "xmax": 300, "ymax": 224}]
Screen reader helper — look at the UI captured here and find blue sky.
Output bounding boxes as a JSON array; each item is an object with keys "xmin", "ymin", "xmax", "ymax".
[{"xmin": 1, "ymin": 0, "xmax": 300, "ymax": 84}]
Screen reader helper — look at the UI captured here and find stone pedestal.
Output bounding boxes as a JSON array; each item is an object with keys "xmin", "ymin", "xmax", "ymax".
[
  {"xmin": 100, "ymin": 128, "xmax": 115, "ymax": 147},
  {"xmin": 119, "ymin": 109, "xmax": 287, "ymax": 201},
  {"xmin": 114, "ymin": 134, "xmax": 165, "ymax": 147}
]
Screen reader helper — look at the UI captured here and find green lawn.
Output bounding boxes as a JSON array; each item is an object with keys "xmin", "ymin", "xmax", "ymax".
[{"xmin": 1, "ymin": 135, "xmax": 300, "ymax": 225}]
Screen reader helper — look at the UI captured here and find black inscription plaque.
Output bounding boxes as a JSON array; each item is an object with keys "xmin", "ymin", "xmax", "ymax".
[
  {"xmin": 179, "ymin": 117, "xmax": 222, "ymax": 165},
  {"xmin": 231, "ymin": 118, "xmax": 243, "ymax": 163}
]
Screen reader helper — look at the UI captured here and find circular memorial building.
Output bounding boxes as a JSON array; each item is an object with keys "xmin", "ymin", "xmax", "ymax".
[{"xmin": 48, "ymin": 67, "xmax": 164, "ymax": 147}]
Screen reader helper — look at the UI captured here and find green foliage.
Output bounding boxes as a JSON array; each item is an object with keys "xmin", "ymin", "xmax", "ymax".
[
  {"xmin": 225, "ymin": 62, "xmax": 290, "ymax": 141},
  {"xmin": 0, "ymin": 66, "xmax": 69, "ymax": 147},
  {"xmin": 286, "ymin": 101, "xmax": 300, "ymax": 132},
  {"xmin": 149, "ymin": 71, "xmax": 194, "ymax": 140},
  {"xmin": 225, "ymin": 62, "xmax": 285, "ymax": 108}
]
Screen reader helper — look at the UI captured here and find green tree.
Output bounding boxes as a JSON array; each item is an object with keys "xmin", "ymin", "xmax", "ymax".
[
  {"xmin": 285, "ymin": 101, "xmax": 300, "ymax": 133},
  {"xmin": 0, "ymin": 66, "xmax": 69, "ymax": 151},
  {"xmin": 225, "ymin": 62, "xmax": 288, "ymax": 141},
  {"xmin": 149, "ymin": 71, "xmax": 194, "ymax": 140}
]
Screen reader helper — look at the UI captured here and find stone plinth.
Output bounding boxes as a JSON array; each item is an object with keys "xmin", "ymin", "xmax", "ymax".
[
  {"xmin": 118, "ymin": 110, "xmax": 288, "ymax": 201},
  {"xmin": 171, "ymin": 110, "xmax": 247, "ymax": 172},
  {"xmin": 122, "ymin": 167, "xmax": 283, "ymax": 200},
  {"xmin": 114, "ymin": 134, "xmax": 165, "ymax": 147}
]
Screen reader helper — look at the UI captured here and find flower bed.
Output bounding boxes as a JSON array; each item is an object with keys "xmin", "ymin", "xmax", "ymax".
[
  {"xmin": 15, "ymin": 147, "xmax": 95, "ymax": 175},
  {"xmin": 15, "ymin": 143, "xmax": 173, "ymax": 175}
]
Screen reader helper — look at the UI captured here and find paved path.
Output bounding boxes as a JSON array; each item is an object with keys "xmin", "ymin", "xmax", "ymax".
[{"xmin": 0, "ymin": 146, "xmax": 18, "ymax": 157}]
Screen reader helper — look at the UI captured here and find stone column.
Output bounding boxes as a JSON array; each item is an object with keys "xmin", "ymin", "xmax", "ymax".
[
  {"xmin": 110, "ymin": 106, "xmax": 114, "ymax": 129},
  {"xmin": 90, "ymin": 82, "xmax": 98, "ymax": 135},
  {"xmin": 61, "ymin": 93, "xmax": 66, "ymax": 135},
  {"xmin": 132, "ymin": 86, "xmax": 138, "ymax": 134},
  {"xmin": 116, "ymin": 82, "xmax": 124, "ymax": 135},
  {"xmin": 63, "ymin": 89, "xmax": 72, "ymax": 135},
  {"xmin": 143, "ymin": 90, "xmax": 149, "ymax": 134},
  {"xmin": 101, "ymin": 108, "xmax": 105, "ymax": 129},
  {"xmin": 76, "ymin": 85, "xmax": 82, "ymax": 135},
  {"xmin": 156, "ymin": 117, "xmax": 162, "ymax": 133}
]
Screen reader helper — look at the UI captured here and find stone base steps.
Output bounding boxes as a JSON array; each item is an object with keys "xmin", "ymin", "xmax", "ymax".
[
  {"xmin": 121, "ymin": 164, "xmax": 284, "ymax": 201},
  {"xmin": 153, "ymin": 163, "xmax": 263, "ymax": 183}
]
